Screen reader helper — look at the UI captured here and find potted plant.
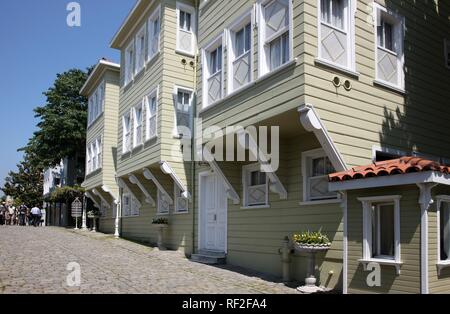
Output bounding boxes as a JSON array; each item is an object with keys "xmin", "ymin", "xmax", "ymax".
[
  {"xmin": 152, "ymin": 217, "xmax": 169, "ymax": 227},
  {"xmin": 87, "ymin": 209, "xmax": 100, "ymax": 219},
  {"xmin": 152, "ymin": 217, "xmax": 169, "ymax": 250},
  {"xmin": 292, "ymin": 231, "xmax": 332, "ymax": 294}
]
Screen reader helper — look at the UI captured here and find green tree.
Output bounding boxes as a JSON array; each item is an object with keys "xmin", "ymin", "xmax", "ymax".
[{"xmin": 21, "ymin": 68, "xmax": 91, "ymax": 169}]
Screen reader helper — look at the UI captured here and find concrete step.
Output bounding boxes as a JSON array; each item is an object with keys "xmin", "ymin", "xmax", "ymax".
[{"xmin": 191, "ymin": 251, "xmax": 227, "ymax": 265}]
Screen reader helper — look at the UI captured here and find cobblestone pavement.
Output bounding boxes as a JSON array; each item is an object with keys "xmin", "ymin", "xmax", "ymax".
[{"xmin": 0, "ymin": 226, "xmax": 298, "ymax": 294}]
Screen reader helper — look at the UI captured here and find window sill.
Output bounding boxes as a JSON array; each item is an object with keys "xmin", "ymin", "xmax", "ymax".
[
  {"xmin": 359, "ymin": 258, "xmax": 403, "ymax": 275},
  {"xmin": 87, "ymin": 112, "xmax": 105, "ymax": 129},
  {"xmin": 173, "ymin": 211, "xmax": 189, "ymax": 215},
  {"xmin": 146, "ymin": 51, "xmax": 160, "ymax": 66},
  {"xmin": 132, "ymin": 143, "xmax": 144, "ymax": 151},
  {"xmin": 121, "ymin": 215, "xmax": 140, "ymax": 219},
  {"xmin": 156, "ymin": 212, "xmax": 169, "ymax": 217},
  {"xmin": 175, "ymin": 49, "xmax": 195, "ymax": 58},
  {"xmin": 437, "ymin": 261, "xmax": 450, "ymax": 276},
  {"xmin": 241, "ymin": 205, "xmax": 270, "ymax": 210},
  {"xmin": 299, "ymin": 199, "xmax": 342, "ymax": 206},
  {"xmin": 373, "ymin": 80, "xmax": 405, "ymax": 95},
  {"xmin": 200, "ymin": 58, "xmax": 297, "ymax": 114},
  {"xmin": 314, "ymin": 58, "xmax": 360, "ymax": 78},
  {"xmin": 134, "ymin": 67, "xmax": 145, "ymax": 78}
]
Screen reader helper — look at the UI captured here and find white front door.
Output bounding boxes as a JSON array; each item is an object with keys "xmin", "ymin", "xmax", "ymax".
[{"xmin": 200, "ymin": 172, "xmax": 227, "ymax": 252}]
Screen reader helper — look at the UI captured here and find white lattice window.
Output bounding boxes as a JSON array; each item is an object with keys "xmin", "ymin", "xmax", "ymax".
[
  {"xmin": 302, "ymin": 149, "xmax": 338, "ymax": 202},
  {"xmin": 122, "ymin": 194, "xmax": 131, "ymax": 217},
  {"xmin": 135, "ymin": 25, "xmax": 146, "ymax": 74},
  {"xmin": 258, "ymin": 0, "xmax": 293, "ymax": 75},
  {"xmin": 133, "ymin": 104, "xmax": 143, "ymax": 148},
  {"xmin": 174, "ymin": 87, "xmax": 193, "ymax": 137},
  {"xmin": 145, "ymin": 88, "xmax": 158, "ymax": 141},
  {"xmin": 243, "ymin": 164, "xmax": 269, "ymax": 207},
  {"xmin": 148, "ymin": 6, "xmax": 161, "ymax": 61},
  {"xmin": 202, "ymin": 35, "xmax": 223, "ymax": 107},
  {"xmin": 374, "ymin": 4, "xmax": 404, "ymax": 90},
  {"xmin": 175, "ymin": 185, "xmax": 188, "ymax": 213},
  {"xmin": 131, "ymin": 196, "xmax": 141, "ymax": 216},
  {"xmin": 318, "ymin": 0, "xmax": 355, "ymax": 71},
  {"xmin": 124, "ymin": 40, "xmax": 135, "ymax": 86},
  {"xmin": 157, "ymin": 190, "xmax": 170, "ymax": 215},
  {"xmin": 176, "ymin": 2, "xmax": 196, "ymax": 56},
  {"xmin": 228, "ymin": 14, "xmax": 253, "ymax": 93},
  {"xmin": 122, "ymin": 113, "xmax": 132, "ymax": 154}
]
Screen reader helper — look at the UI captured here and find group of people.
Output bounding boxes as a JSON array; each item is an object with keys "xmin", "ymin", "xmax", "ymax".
[{"xmin": 0, "ymin": 203, "xmax": 43, "ymax": 227}]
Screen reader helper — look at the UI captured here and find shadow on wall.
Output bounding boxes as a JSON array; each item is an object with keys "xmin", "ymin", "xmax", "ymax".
[{"xmin": 379, "ymin": 0, "xmax": 450, "ymax": 158}]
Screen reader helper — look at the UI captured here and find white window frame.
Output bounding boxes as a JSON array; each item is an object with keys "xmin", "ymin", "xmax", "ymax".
[
  {"xmin": 173, "ymin": 85, "xmax": 194, "ymax": 137},
  {"xmin": 147, "ymin": 5, "xmax": 161, "ymax": 62},
  {"xmin": 444, "ymin": 39, "xmax": 450, "ymax": 69},
  {"xmin": 359, "ymin": 196, "xmax": 402, "ymax": 265},
  {"xmin": 133, "ymin": 103, "xmax": 144, "ymax": 148},
  {"xmin": 157, "ymin": 189, "xmax": 170, "ymax": 215},
  {"xmin": 436, "ymin": 197, "xmax": 450, "ymax": 271},
  {"xmin": 122, "ymin": 193, "xmax": 131, "ymax": 217},
  {"xmin": 301, "ymin": 148, "xmax": 339, "ymax": 203},
  {"xmin": 87, "ymin": 81, "xmax": 105, "ymax": 127},
  {"xmin": 242, "ymin": 163, "xmax": 269, "ymax": 208},
  {"xmin": 374, "ymin": 3, "xmax": 405, "ymax": 91},
  {"xmin": 86, "ymin": 147, "xmax": 91, "ymax": 174},
  {"xmin": 96, "ymin": 136, "xmax": 102, "ymax": 170},
  {"xmin": 124, "ymin": 40, "xmax": 135, "ymax": 87},
  {"xmin": 91, "ymin": 141, "xmax": 97, "ymax": 172},
  {"xmin": 122, "ymin": 190, "xmax": 141, "ymax": 218},
  {"xmin": 257, "ymin": 0, "xmax": 294, "ymax": 76},
  {"xmin": 174, "ymin": 185, "xmax": 189, "ymax": 214},
  {"xmin": 176, "ymin": 2, "xmax": 197, "ymax": 56},
  {"xmin": 122, "ymin": 112, "xmax": 132, "ymax": 154},
  {"xmin": 202, "ymin": 34, "xmax": 224, "ymax": 108},
  {"xmin": 145, "ymin": 86, "xmax": 159, "ymax": 141},
  {"xmin": 227, "ymin": 11, "xmax": 254, "ymax": 94},
  {"xmin": 316, "ymin": 0, "xmax": 356, "ymax": 73},
  {"xmin": 135, "ymin": 25, "xmax": 146, "ymax": 75}
]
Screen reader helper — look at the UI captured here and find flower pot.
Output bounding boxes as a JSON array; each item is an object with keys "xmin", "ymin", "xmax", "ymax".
[{"xmin": 152, "ymin": 224, "xmax": 169, "ymax": 250}]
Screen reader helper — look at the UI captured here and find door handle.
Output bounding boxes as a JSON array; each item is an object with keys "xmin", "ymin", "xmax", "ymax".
[{"xmin": 214, "ymin": 214, "xmax": 217, "ymax": 222}]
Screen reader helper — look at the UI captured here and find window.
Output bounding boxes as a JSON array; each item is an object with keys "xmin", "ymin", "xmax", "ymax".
[
  {"xmin": 175, "ymin": 185, "xmax": 188, "ymax": 213},
  {"xmin": 359, "ymin": 196, "xmax": 401, "ymax": 263},
  {"xmin": 444, "ymin": 39, "xmax": 450, "ymax": 69},
  {"xmin": 243, "ymin": 164, "xmax": 269, "ymax": 207},
  {"xmin": 302, "ymin": 149, "xmax": 338, "ymax": 202},
  {"xmin": 86, "ymin": 136, "xmax": 102, "ymax": 174},
  {"xmin": 228, "ymin": 15, "xmax": 253, "ymax": 92},
  {"xmin": 145, "ymin": 88, "xmax": 158, "ymax": 141},
  {"xmin": 148, "ymin": 7, "xmax": 161, "ymax": 61},
  {"xmin": 176, "ymin": 2, "xmax": 196, "ymax": 55},
  {"xmin": 124, "ymin": 40, "xmax": 135, "ymax": 86},
  {"xmin": 91, "ymin": 142, "xmax": 97, "ymax": 172},
  {"xmin": 100, "ymin": 201, "xmax": 108, "ymax": 217},
  {"xmin": 374, "ymin": 4, "xmax": 405, "ymax": 90},
  {"xmin": 318, "ymin": 0, "xmax": 355, "ymax": 71},
  {"xmin": 174, "ymin": 87, "xmax": 193, "ymax": 137},
  {"xmin": 122, "ymin": 192, "xmax": 141, "ymax": 217},
  {"xmin": 135, "ymin": 26, "xmax": 146, "ymax": 74},
  {"xmin": 436, "ymin": 198, "xmax": 450, "ymax": 263},
  {"xmin": 158, "ymin": 190, "xmax": 170, "ymax": 215},
  {"xmin": 258, "ymin": 0, "xmax": 292, "ymax": 75},
  {"xmin": 203, "ymin": 36, "xmax": 223, "ymax": 107},
  {"xmin": 122, "ymin": 112, "xmax": 132, "ymax": 154},
  {"xmin": 86, "ymin": 147, "xmax": 91, "ymax": 174},
  {"xmin": 133, "ymin": 104, "xmax": 143, "ymax": 148},
  {"xmin": 96, "ymin": 137, "xmax": 102, "ymax": 169},
  {"xmin": 87, "ymin": 82, "xmax": 105, "ymax": 126}
]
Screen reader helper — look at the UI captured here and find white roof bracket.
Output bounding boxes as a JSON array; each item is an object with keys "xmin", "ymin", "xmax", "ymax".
[
  {"xmin": 128, "ymin": 174, "xmax": 155, "ymax": 206},
  {"xmin": 92, "ymin": 188, "xmax": 111, "ymax": 208},
  {"xmin": 85, "ymin": 191, "xmax": 101, "ymax": 209},
  {"xmin": 117, "ymin": 177, "xmax": 142, "ymax": 207},
  {"xmin": 101, "ymin": 185, "xmax": 118, "ymax": 204},
  {"xmin": 159, "ymin": 161, "xmax": 190, "ymax": 199},
  {"xmin": 142, "ymin": 168, "xmax": 174, "ymax": 205}
]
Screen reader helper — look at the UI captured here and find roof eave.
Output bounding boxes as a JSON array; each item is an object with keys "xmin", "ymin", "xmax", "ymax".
[
  {"xmin": 80, "ymin": 60, "xmax": 120, "ymax": 96},
  {"xmin": 110, "ymin": 0, "xmax": 147, "ymax": 49}
]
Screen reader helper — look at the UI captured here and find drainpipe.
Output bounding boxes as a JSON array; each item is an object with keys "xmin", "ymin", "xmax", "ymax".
[
  {"xmin": 191, "ymin": 0, "xmax": 200, "ymax": 256},
  {"xmin": 279, "ymin": 236, "xmax": 294, "ymax": 283}
]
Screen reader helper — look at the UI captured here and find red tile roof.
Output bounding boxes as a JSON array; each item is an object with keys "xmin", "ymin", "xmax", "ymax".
[{"xmin": 329, "ymin": 157, "xmax": 450, "ymax": 183}]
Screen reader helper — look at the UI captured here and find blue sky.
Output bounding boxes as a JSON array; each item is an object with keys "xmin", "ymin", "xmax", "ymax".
[{"xmin": 0, "ymin": 0, "xmax": 136, "ymax": 196}]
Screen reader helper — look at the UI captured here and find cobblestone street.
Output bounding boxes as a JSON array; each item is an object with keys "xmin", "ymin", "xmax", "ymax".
[{"xmin": 0, "ymin": 226, "xmax": 297, "ymax": 294}]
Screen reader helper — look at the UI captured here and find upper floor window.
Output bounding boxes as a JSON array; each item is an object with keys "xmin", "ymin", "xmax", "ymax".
[
  {"xmin": 243, "ymin": 164, "xmax": 269, "ymax": 208},
  {"xmin": 124, "ymin": 40, "xmax": 135, "ymax": 86},
  {"xmin": 374, "ymin": 4, "xmax": 405, "ymax": 90},
  {"xmin": 148, "ymin": 6, "xmax": 161, "ymax": 61},
  {"xmin": 176, "ymin": 2, "xmax": 196, "ymax": 56},
  {"xmin": 174, "ymin": 87, "xmax": 193, "ymax": 137},
  {"xmin": 258, "ymin": 0, "xmax": 293, "ymax": 76},
  {"xmin": 87, "ymin": 82, "xmax": 105, "ymax": 126},
  {"xmin": 122, "ymin": 112, "xmax": 132, "ymax": 154},
  {"xmin": 318, "ymin": 0, "xmax": 355, "ymax": 71},
  {"xmin": 437, "ymin": 198, "xmax": 450, "ymax": 262},
  {"xmin": 228, "ymin": 15, "xmax": 253, "ymax": 93},
  {"xmin": 135, "ymin": 25, "xmax": 146, "ymax": 75},
  {"xmin": 145, "ymin": 88, "xmax": 158, "ymax": 141},
  {"xmin": 133, "ymin": 104, "xmax": 144, "ymax": 148},
  {"xmin": 302, "ymin": 149, "xmax": 337, "ymax": 202},
  {"xmin": 203, "ymin": 36, "xmax": 223, "ymax": 107},
  {"xmin": 86, "ymin": 136, "xmax": 102, "ymax": 175}
]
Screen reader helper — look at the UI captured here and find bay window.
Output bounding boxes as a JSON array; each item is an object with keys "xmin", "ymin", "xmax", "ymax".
[
  {"xmin": 258, "ymin": 0, "xmax": 293, "ymax": 76},
  {"xmin": 176, "ymin": 2, "xmax": 196, "ymax": 56},
  {"xmin": 317, "ymin": 0, "xmax": 355, "ymax": 71},
  {"xmin": 145, "ymin": 88, "xmax": 158, "ymax": 141},
  {"xmin": 133, "ymin": 104, "xmax": 143, "ymax": 148},
  {"xmin": 228, "ymin": 15, "xmax": 253, "ymax": 92},
  {"xmin": 124, "ymin": 40, "xmax": 135, "ymax": 86},
  {"xmin": 374, "ymin": 4, "xmax": 405, "ymax": 90},
  {"xmin": 87, "ymin": 82, "xmax": 105, "ymax": 126},
  {"xmin": 148, "ymin": 7, "xmax": 161, "ymax": 61}
]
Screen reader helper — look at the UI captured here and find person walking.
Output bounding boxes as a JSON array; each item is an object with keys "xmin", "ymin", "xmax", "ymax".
[
  {"xmin": 8, "ymin": 206, "xmax": 16, "ymax": 226},
  {"xmin": 31, "ymin": 206, "xmax": 41, "ymax": 227},
  {"xmin": 0, "ymin": 205, "xmax": 5, "ymax": 226},
  {"xmin": 18, "ymin": 205, "xmax": 27, "ymax": 226}
]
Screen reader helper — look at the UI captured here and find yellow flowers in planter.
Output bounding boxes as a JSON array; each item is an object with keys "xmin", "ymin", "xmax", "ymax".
[{"xmin": 293, "ymin": 231, "xmax": 331, "ymax": 247}]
